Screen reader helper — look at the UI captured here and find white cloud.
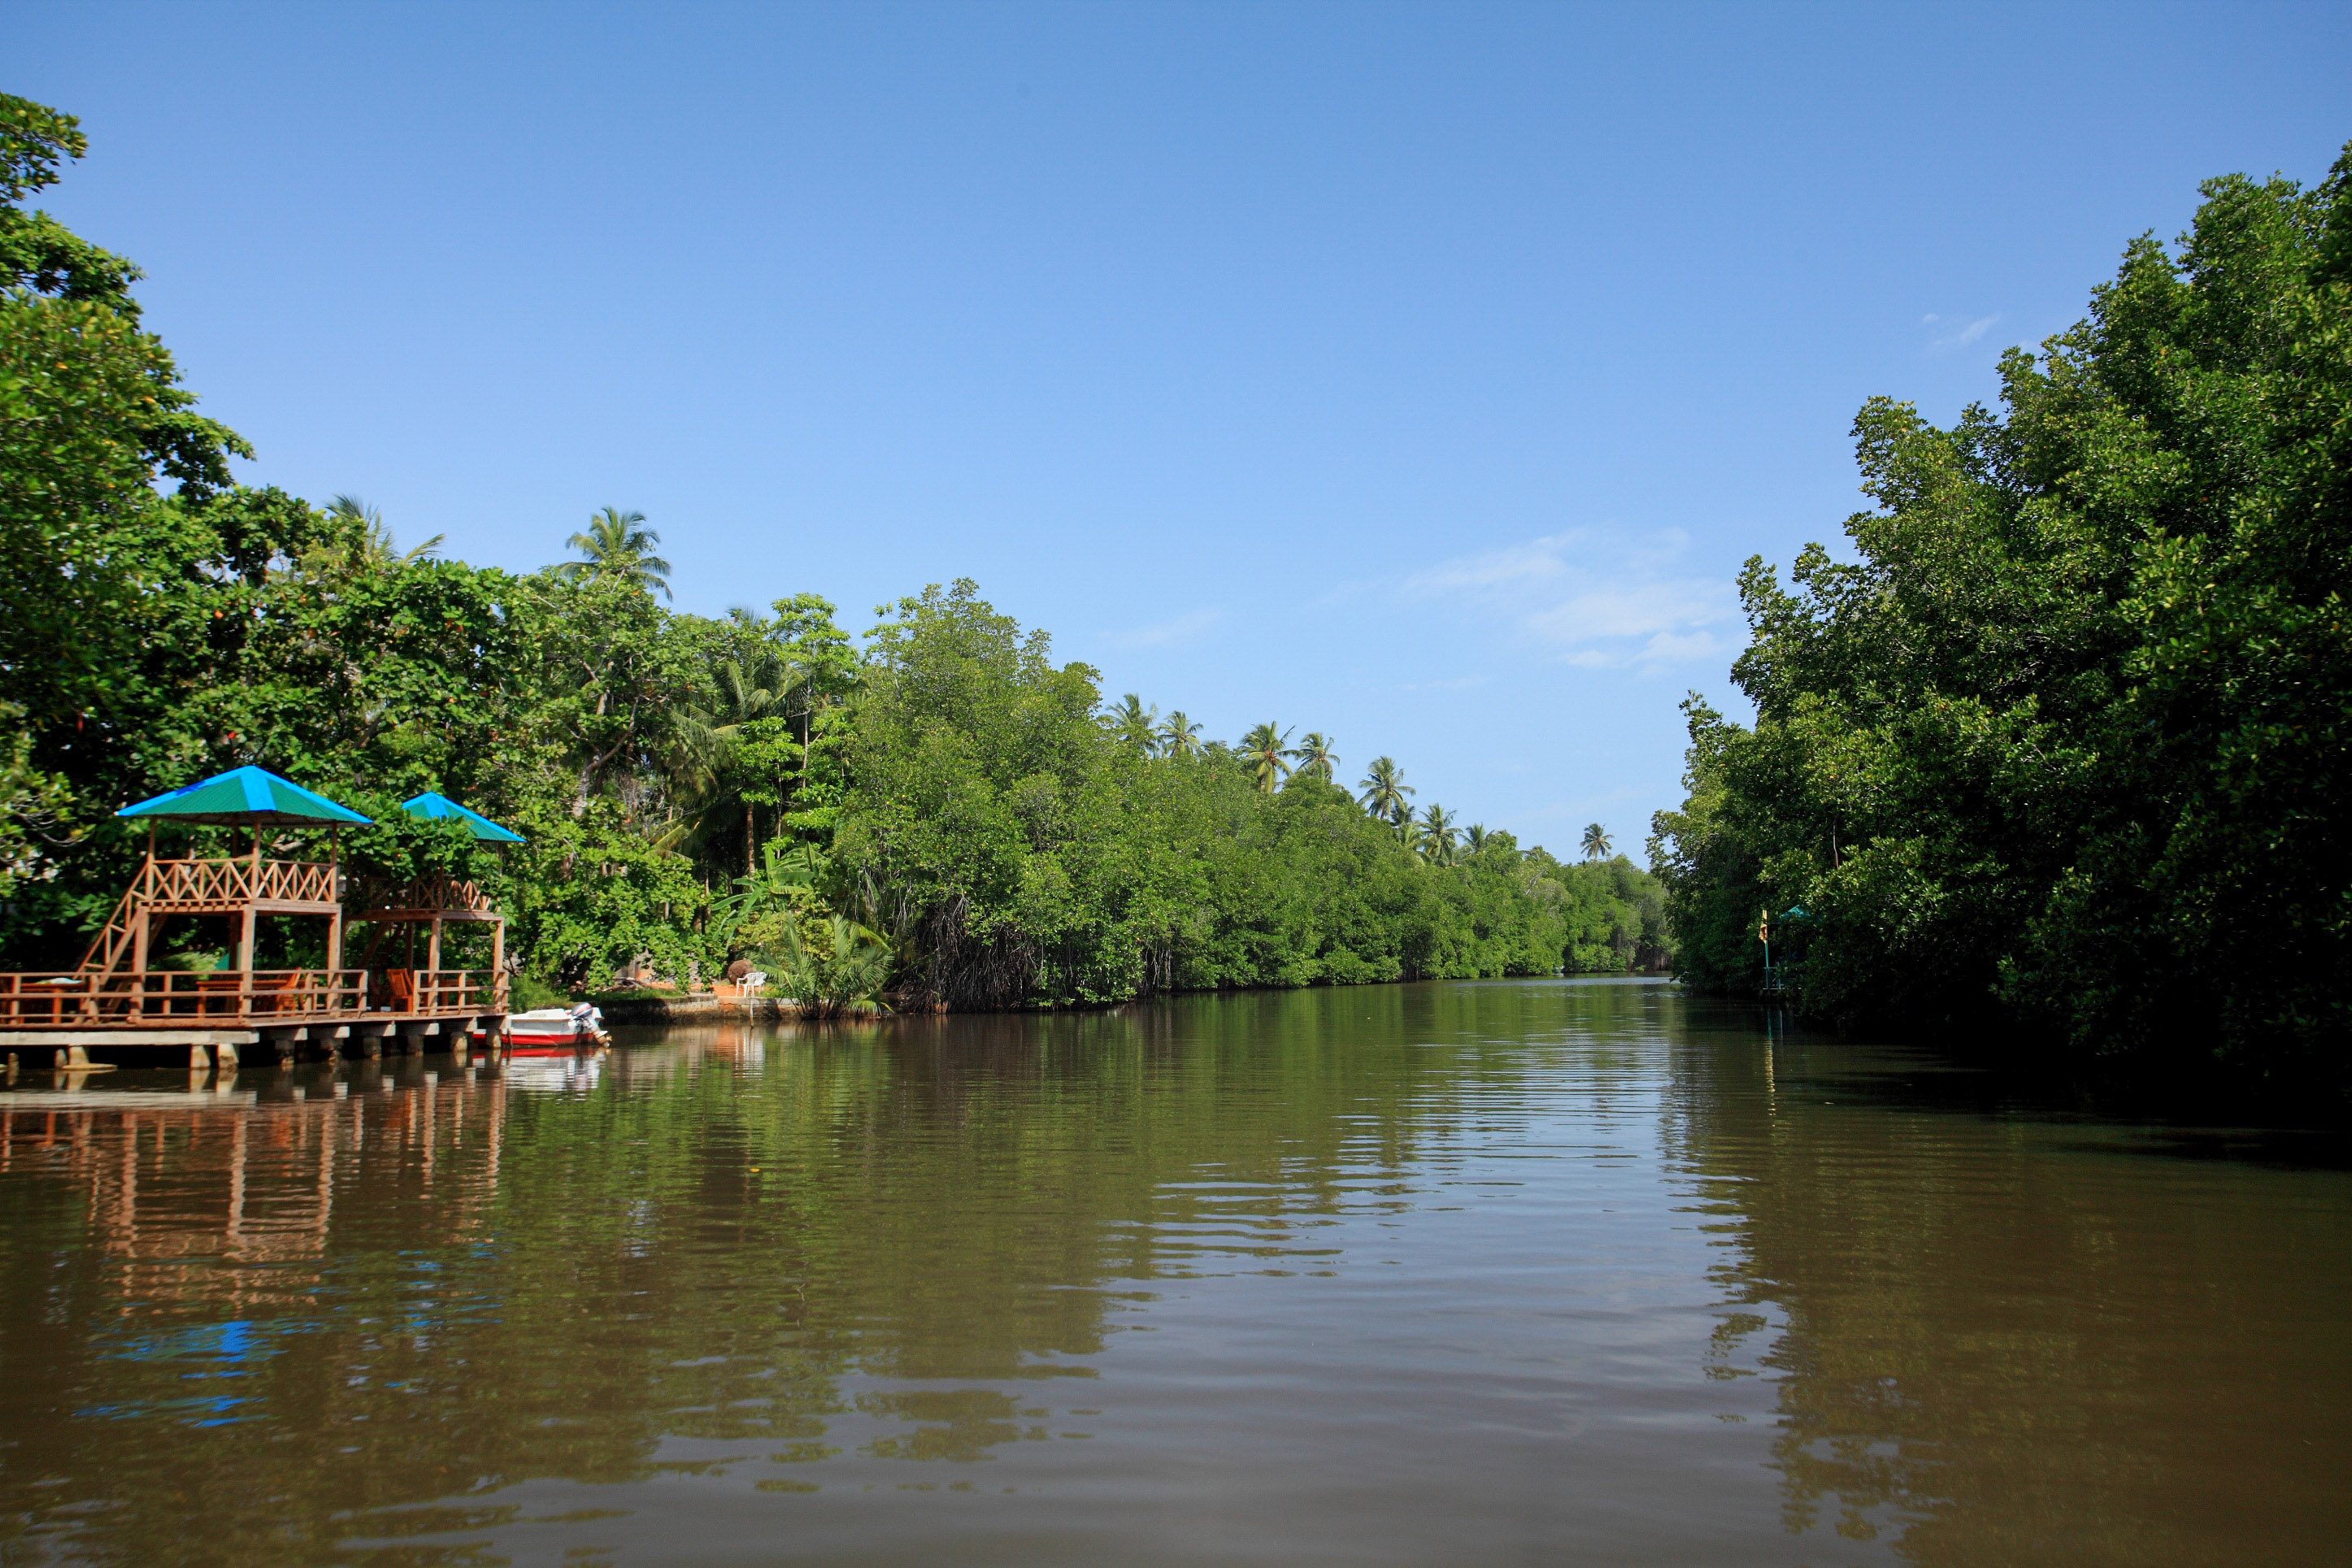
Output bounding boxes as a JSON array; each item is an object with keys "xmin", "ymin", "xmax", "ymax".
[
  {"xmin": 1405, "ymin": 536, "xmax": 1572, "ymax": 593},
  {"xmin": 1638, "ymin": 628, "xmax": 1734, "ymax": 662},
  {"xmin": 1411, "ymin": 527, "xmax": 1735, "ymax": 670},
  {"xmin": 1111, "ymin": 606, "xmax": 1225, "ymax": 649},
  {"xmin": 1926, "ymin": 311, "xmax": 2000, "ymax": 350}
]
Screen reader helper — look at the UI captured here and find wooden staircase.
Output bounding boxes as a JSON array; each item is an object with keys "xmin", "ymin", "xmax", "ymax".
[
  {"xmin": 72, "ymin": 857, "xmax": 343, "ymax": 989},
  {"xmin": 76, "ymin": 880, "xmax": 150, "ymax": 986}
]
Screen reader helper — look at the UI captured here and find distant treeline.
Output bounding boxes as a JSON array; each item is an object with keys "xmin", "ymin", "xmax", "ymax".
[
  {"xmin": 0, "ymin": 92, "xmax": 1667, "ymax": 1007},
  {"xmin": 1652, "ymin": 141, "xmax": 2352, "ymax": 1093}
]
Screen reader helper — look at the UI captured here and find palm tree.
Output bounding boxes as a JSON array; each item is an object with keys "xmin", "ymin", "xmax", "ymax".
[
  {"xmin": 1421, "ymin": 804, "xmax": 1459, "ymax": 862},
  {"xmin": 675, "ymin": 648, "xmax": 798, "ymax": 872},
  {"xmin": 1464, "ymin": 823, "xmax": 1490, "ymax": 855},
  {"xmin": 1109, "ymin": 693, "xmax": 1160, "ymax": 754},
  {"xmin": 1581, "ymin": 823, "xmax": 1614, "ymax": 861},
  {"xmin": 559, "ymin": 506, "xmax": 672, "ymax": 600},
  {"xmin": 1241, "ymin": 722, "xmax": 1294, "ymax": 793},
  {"xmin": 1292, "ymin": 732, "xmax": 1337, "ymax": 782},
  {"xmin": 1159, "ymin": 711, "xmax": 1203, "ymax": 758},
  {"xmin": 767, "ymin": 914, "xmax": 894, "ymax": 1018},
  {"xmin": 1358, "ymin": 756, "xmax": 1414, "ymax": 822},
  {"xmin": 313, "ymin": 494, "xmax": 442, "ymax": 573}
]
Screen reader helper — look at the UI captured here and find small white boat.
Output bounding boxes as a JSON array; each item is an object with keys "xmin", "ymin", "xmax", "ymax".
[{"xmin": 488, "ymin": 1005, "xmax": 608, "ymax": 1055}]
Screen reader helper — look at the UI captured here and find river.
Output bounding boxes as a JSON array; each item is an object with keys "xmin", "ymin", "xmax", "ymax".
[{"xmin": 1, "ymin": 979, "xmax": 2345, "ymax": 1566}]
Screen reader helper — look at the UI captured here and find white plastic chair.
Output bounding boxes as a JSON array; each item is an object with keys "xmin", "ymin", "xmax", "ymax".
[{"xmin": 741, "ymin": 971, "xmax": 767, "ymax": 997}]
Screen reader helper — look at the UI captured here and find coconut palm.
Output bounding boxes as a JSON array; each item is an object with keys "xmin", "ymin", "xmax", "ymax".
[
  {"xmin": 559, "ymin": 506, "xmax": 672, "ymax": 599},
  {"xmin": 1158, "ymin": 711, "xmax": 1203, "ymax": 758},
  {"xmin": 1422, "ymin": 804, "xmax": 1459, "ymax": 862},
  {"xmin": 306, "ymin": 495, "xmax": 441, "ymax": 577},
  {"xmin": 1358, "ymin": 756, "xmax": 1414, "ymax": 822},
  {"xmin": 675, "ymin": 648, "xmax": 798, "ymax": 871},
  {"xmin": 1109, "ymin": 693, "xmax": 1160, "ymax": 754},
  {"xmin": 1581, "ymin": 823, "xmax": 1614, "ymax": 861},
  {"xmin": 1292, "ymin": 732, "xmax": 1337, "ymax": 782},
  {"xmin": 1464, "ymin": 823, "xmax": 1490, "ymax": 855},
  {"xmin": 1241, "ymin": 722, "xmax": 1294, "ymax": 793}
]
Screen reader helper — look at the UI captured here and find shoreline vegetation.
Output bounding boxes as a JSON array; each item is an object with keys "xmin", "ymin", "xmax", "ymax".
[
  {"xmin": 9, "ymin": 89, "xmax": 2345, "ymax": 1105},
  {"xmin": 1652, "ymin": 140, "xmax": 2352, "ymax": 1105},
  {"xmin": 0, "ymin": 93, "xmax": 1670, "ymax": 1015}
]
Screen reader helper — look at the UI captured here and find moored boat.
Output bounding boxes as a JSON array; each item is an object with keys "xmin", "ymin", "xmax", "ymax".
[{"xmin": 488, "ymin": 1005, "xmax": 608, "ymax": 1054}]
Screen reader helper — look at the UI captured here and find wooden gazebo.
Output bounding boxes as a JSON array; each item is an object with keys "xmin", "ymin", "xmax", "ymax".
[
  {"xmin": 344, "ymin": 791, "xmax": 522, "ymax": 1014},
  {"xmin": 0, "ymin": 770, "xmax": 513, "ymax": 1068}
]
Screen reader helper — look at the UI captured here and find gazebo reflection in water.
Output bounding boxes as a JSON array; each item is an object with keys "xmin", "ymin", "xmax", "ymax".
[{"xmin": 0, "ymin": 1066, "xmax": 515, "ymax": 1319}]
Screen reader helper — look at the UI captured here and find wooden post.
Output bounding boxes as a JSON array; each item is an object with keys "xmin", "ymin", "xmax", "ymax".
[
  {"xmin": 238, "ymin": 826, "xmax": 261, "ymax": 978},
  {"xmin": 325, "ymin": 826, "xmax": 343, "ymax": 977},
  {"xmin": 491, "ymin": 919, "xmax": 506, "ymax": 1010},
  {"xmin": 427, "ymin": 915, "xmax": 442, "ymax": 978}
]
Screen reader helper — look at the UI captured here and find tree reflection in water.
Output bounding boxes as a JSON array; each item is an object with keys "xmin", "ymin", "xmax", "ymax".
[
  {"xmin": 1662, "ymin": 1006, "xmax": 2352, "ymax": 1566},
  {"xmin": 0, "ymin": 999, "xmax": 1480, "ymax": 1564},
  {"xmin": 0, "ymin": 987, "xmax": 2345, "ymax": 1567}
]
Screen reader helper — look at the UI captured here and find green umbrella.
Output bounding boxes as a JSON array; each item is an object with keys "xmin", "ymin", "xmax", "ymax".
[
  {"xmin": 400, "ymin": 792, "xmax": 525, "ymax": 844},
  {"xmin": 117, "ymin": 767, "xmax": 373, "ymax": 827}
]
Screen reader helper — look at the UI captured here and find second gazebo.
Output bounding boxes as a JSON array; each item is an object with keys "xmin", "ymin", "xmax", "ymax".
[{"xmin": 343, "ymin": 793, "xmax": 525, "ymax": 1014}]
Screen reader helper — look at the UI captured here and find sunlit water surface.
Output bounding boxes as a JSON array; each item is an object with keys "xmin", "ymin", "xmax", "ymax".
[{"xmin": 2, "ymin": 980, "xmax": 2345, "ymax": 1566}]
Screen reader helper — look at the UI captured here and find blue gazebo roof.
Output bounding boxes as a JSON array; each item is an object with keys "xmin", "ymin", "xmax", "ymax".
[
  {"xmin": 119, "ymin": 767, "xmax": 373, "ymax": 827},
  {"xmin": 400, "ymin": 792, "xmax": 525, "ymax": 844}
]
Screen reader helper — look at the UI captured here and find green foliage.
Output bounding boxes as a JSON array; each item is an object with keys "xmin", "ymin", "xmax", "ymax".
[
  {"xmin": 826, "ymin": 582, "xmax": 1670, "ymax": 1006},
  {"xmin": 0, "ymin": 701, "xmax": 72, "ymax": 897},
  {"xmin": 506, "ymin": 971, "xmax": 571, "ymax": 1010},
  {"xmin": 1654, "ymin": 142, "xmax": 2352, "ymax": 1088},
  {"xmin": 759, "ymin": 913, "xmax": 894, "ymax": 1016},
  {"xmin": 0, "ymin": 91, "xmax": 1676, "ymax": 1010}
]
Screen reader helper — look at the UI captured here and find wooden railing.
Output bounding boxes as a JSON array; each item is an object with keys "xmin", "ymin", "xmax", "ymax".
[
  {"xmin": 138, "ymin": 857, "xmax": 341, "ymax": 910},
  {"xmin": 346, "ymin": 874, "xmax": 499, "ymax": 916},
  {"xmin": 364, "ymin": 968, "xmax": 506, "ymax": 1015},
  {"xmin": 0, "ymin": 970, "xmax": 367, "ymax": 1027}
]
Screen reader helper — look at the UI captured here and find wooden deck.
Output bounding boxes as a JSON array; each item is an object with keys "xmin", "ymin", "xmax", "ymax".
[
  {"xmin": 0, "ymin": 967, "xmax": 508, "ymax": 1068},
  {"xmin": 0, "ymin": 967, "xmax": 501, "ymax": 1027}
]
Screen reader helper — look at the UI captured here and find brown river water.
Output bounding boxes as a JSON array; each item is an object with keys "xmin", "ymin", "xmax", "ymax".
[{"xmin": 1, "ymin": 979, "xmax": 2345, "ymax": 1567}]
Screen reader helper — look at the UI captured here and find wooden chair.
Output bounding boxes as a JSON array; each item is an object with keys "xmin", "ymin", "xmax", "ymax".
[
  {"xmin": 250, "ymin": 971, "xmax": 302, "ymax": 1017},
  {"xmin": 376, "ymin": 967, "xmax": 416, "ymax": 1013}
]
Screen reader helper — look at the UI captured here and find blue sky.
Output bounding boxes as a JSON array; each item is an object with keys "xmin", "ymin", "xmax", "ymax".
[{"xmin": 17, "ymin": 3, "xmax": 2350, "ymax": 855}]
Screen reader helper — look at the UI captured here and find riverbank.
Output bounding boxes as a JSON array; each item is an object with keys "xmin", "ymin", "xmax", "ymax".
[{"xmin": 589, "ymin": 993, "xmax": 806, "ymax": 1026}]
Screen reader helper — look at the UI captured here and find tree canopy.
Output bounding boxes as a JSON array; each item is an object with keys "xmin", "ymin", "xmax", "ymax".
[{"xmin": 1653, "ymin": 140, "xmax": 2352, "ymax": 1095}]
